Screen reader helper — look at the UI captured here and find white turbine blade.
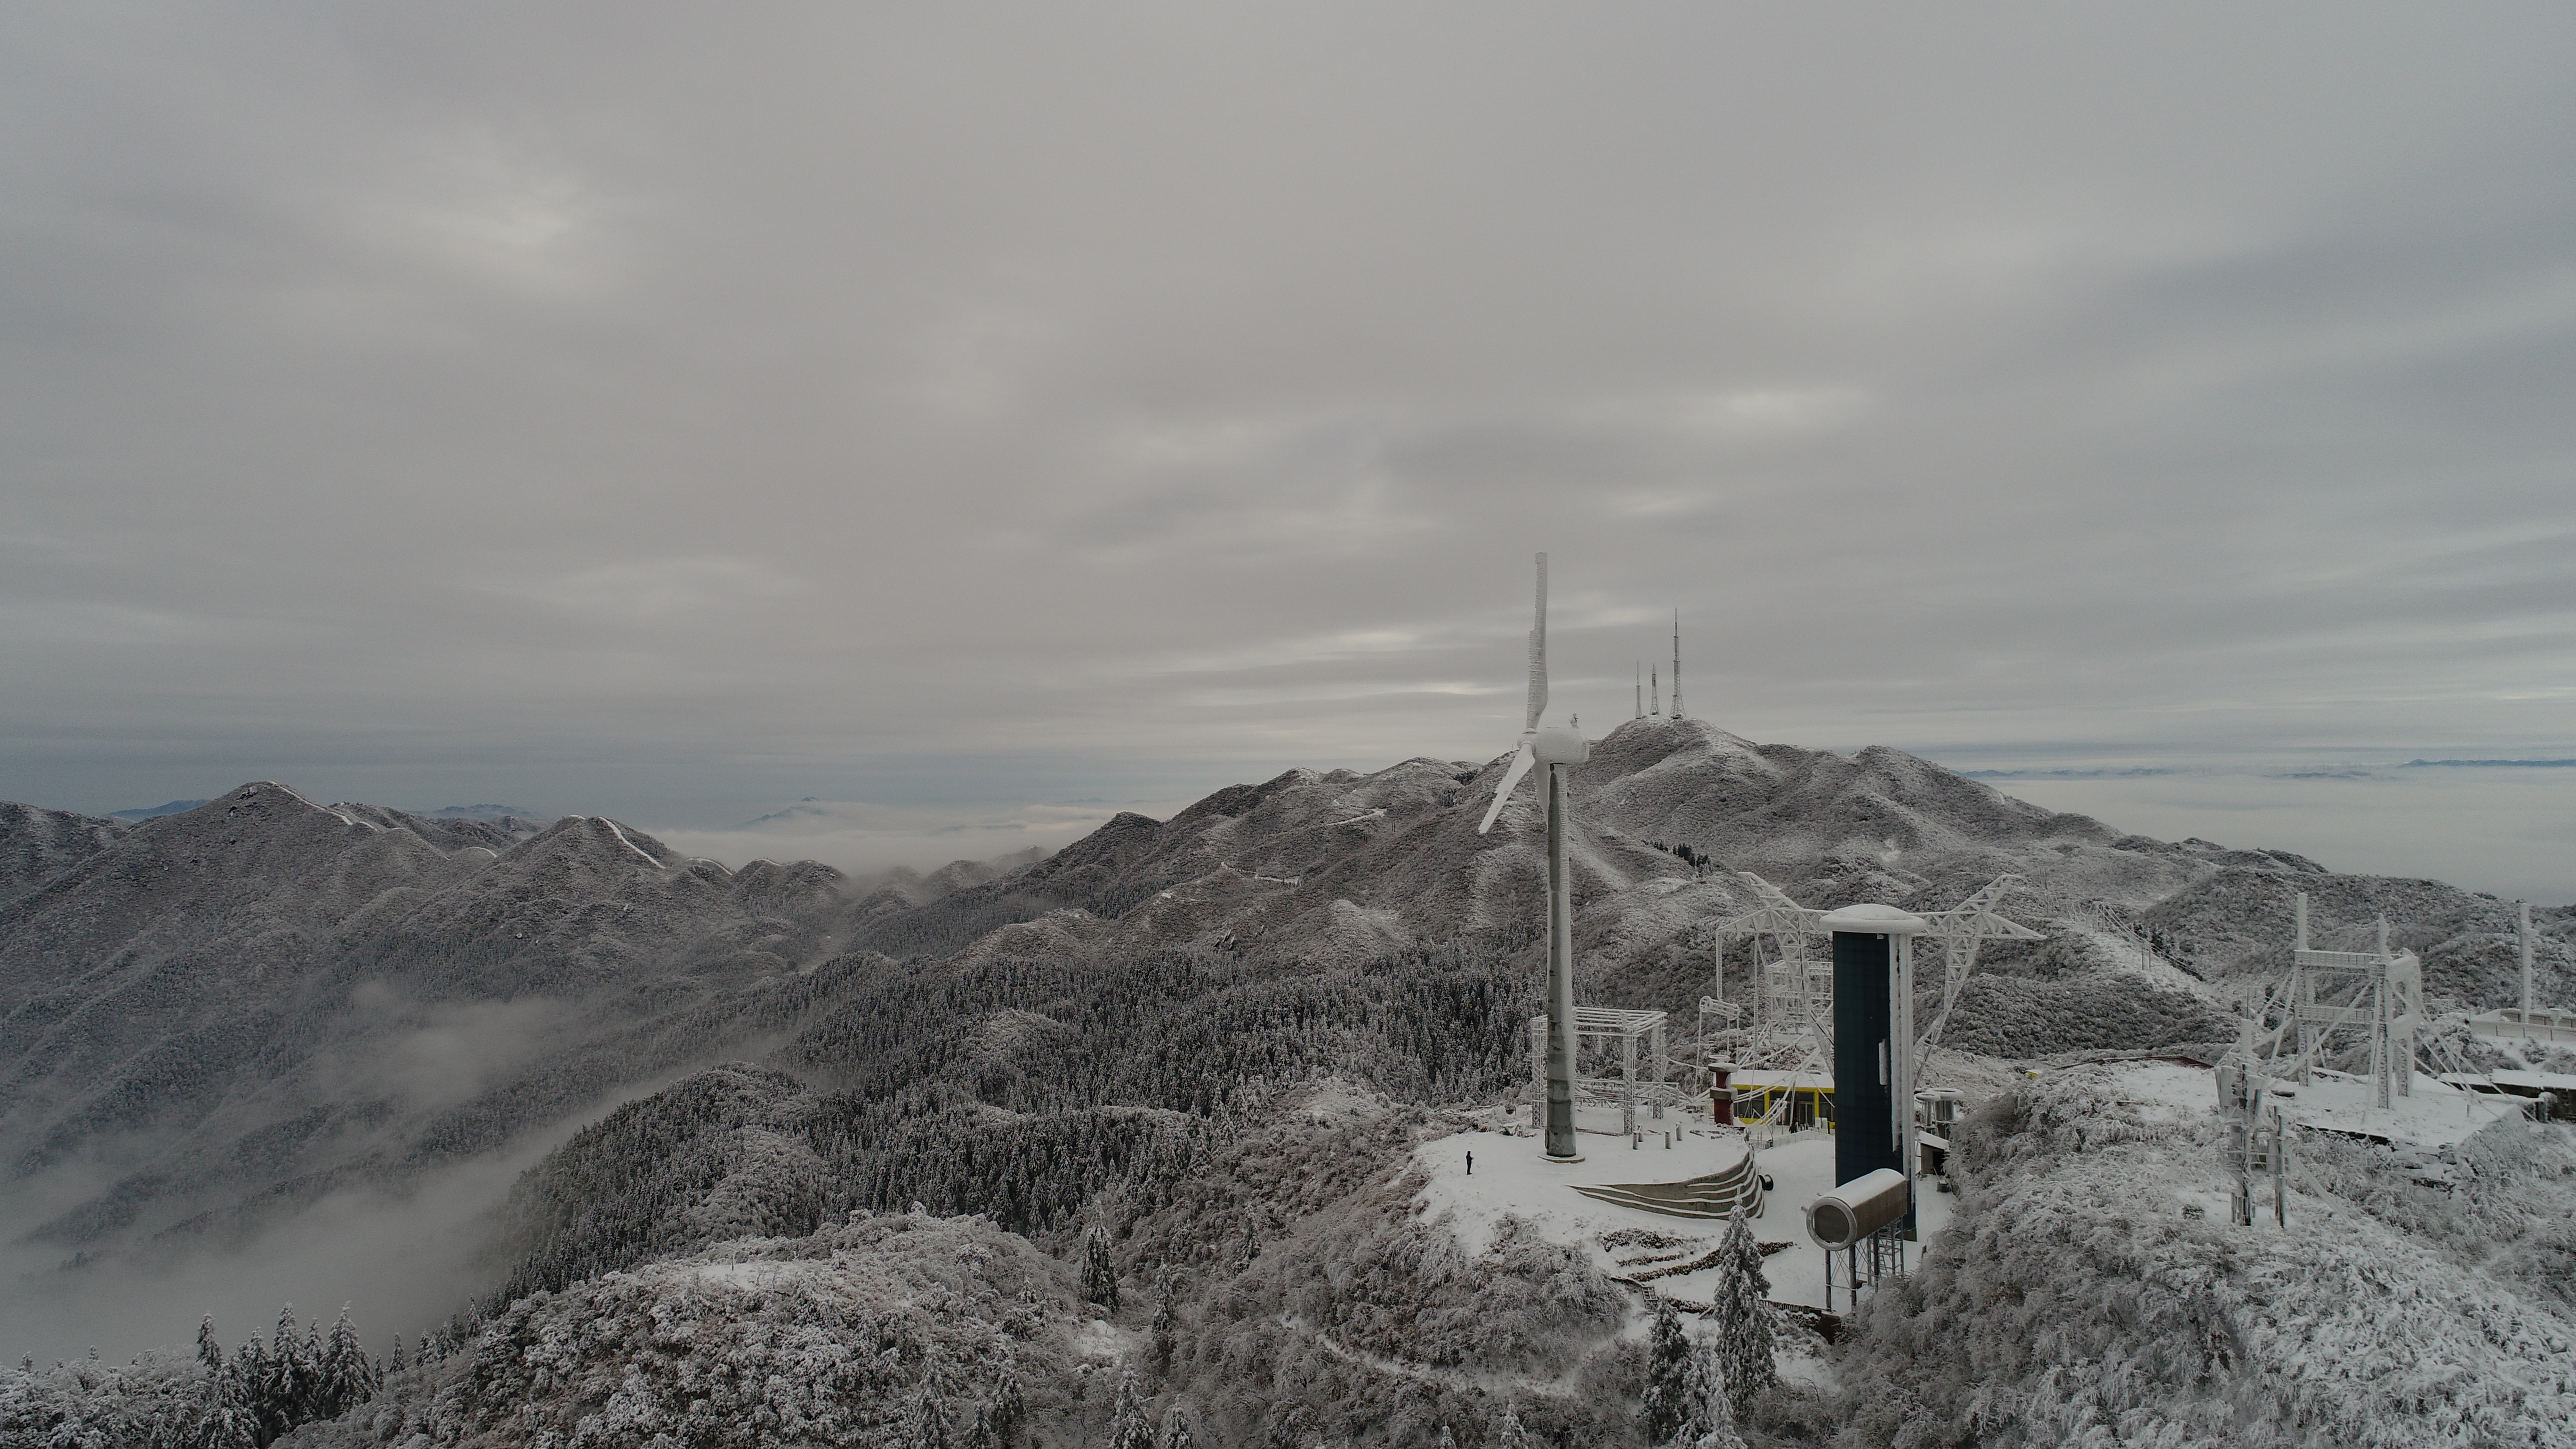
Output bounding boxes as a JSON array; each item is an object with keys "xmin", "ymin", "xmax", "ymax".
[
  {"xmin": 1478, "ymin": 739, "xmax": 1538, "ymax": 834},
  {"xmin": 1525, "ymin": 552, "xmax": 1549, "ymax": 731}
]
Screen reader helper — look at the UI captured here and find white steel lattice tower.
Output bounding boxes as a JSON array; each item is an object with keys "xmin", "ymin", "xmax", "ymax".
[
  {"xmin": 2281, "ymin": 892, "xmax": 2425, "ymax": 1109},
  {"xmin": 1671, "ymin": 610, "xmax": 1683, "ymax": 720}
]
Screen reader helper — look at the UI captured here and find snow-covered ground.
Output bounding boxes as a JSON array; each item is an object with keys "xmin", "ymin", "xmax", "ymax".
[
  {"xmin": 2284, "ymin": 1068, "xmax": 2520, "ymax": 1148},
  {"xmin": 1412, "ymin": 1101, "xmax": 1954, "ymax": 1313}
]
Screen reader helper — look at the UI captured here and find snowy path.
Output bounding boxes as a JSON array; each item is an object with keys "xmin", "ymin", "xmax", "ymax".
[{"xmin": 1294, "ymin": 1314, "xmax": 1624, "ymax": 1400}]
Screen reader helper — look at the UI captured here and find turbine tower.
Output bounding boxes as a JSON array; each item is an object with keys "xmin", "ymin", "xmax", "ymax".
[
  {"xmin": 1671, "ymin": 610, "xmax": 1683, "ymax": 720},
  {"xmin": 1478, "ymin": 553, "xmax": 1590, "ymax": 1162}
]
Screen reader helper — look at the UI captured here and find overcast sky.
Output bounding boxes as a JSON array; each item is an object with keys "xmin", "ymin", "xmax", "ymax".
[{"xmin": 4, "ymin": 5, "xmax": 2571, "ymax": 886}]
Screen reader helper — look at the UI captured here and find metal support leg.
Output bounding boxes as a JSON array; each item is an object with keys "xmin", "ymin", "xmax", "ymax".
[
  {"xmin": 1530, "ymin": 1014, "xmax": 1547, "ymax": 1119},
  {"xmin": 1622, "ymin": 1030, "xmax": 1638, "ymax": 1137},
  {"xmin": 1651, "ymin": 1020, "xmax": 1668, "ymax": 1120}
]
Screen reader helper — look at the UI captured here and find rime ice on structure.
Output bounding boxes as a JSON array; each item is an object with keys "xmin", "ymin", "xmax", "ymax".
[
  {"xmin": 2279, "ymin": 891, "xmax": 2423, "ymax": 1109},
  {"xmin": 1704, "ymin": 872, "xmax": 2040, "ymax": 1143}
]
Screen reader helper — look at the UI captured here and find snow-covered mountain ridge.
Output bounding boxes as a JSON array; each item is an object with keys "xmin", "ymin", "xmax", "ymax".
[{"xmin": 6, "ymin": 724, "xmax": 2575, "ymax": 1447}]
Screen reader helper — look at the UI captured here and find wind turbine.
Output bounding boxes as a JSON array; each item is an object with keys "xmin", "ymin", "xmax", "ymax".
[{"xmin": 1477, "ymin": 552, "xmax": 1590, "ymax": 1161}]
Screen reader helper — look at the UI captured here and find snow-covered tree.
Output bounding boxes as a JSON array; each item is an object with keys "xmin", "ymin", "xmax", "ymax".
[
  {"xmin": 1151, "ymin": 1271, "xmax": 1179, "ymax": 1373},
  {"xmin": 963, "ymin": 1401, "xmax": 999, "ymax": 1449},
  {"xmin": 1640, "ymin": 1294, "xmax": 1693, "ymax": 1442},
  {"xmin": 196, "ymin": 1318, "xmax": 223, "ymax": 1373},
  {"xmin": 1700, "ymin": 1205, "xmax": 1777, "ymax": 1412},
  {"xmin": 908, "ymin": 1383, "xmax": 953, "ymax": 1449},
  {"xmin": 1666, "ymin": 1338, "xmax": 1746, "ymax": 1449},
  {"xmin": 1433, "ymin": 1425, "xmax": 1458, "ymax": 1449},
  {"xmin": 386, "ymin": 1335, "xmax": 405, "ymax": 1375},
  {"xmin": 196, "ymin": 1364, "xmax": 264, "ymax": 1449},
  {"xmin": 1159, "ymin": 1401, "xmax": 1196, "ymax": 1449},
  {"xmin": 1106, "ymin": 1370, "xmax": 1155, "ymax": 1449},
  {"xmin": 990, "ymin": 1371, "xmax": 1025, "ymax": 1449},
  {"xmin": 1491, "ymin": 1406, "xmax": 1535, "ymax": 1449},
  {"xmin": 1083, "ymin": 1229, "xmax": 1121, "ymax": 1308},
  {"xmin": 316, "ymin": 1304, "xmax": 378, "ymax": 1420}
]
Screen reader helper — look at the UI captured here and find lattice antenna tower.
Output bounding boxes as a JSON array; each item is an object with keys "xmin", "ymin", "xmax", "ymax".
[
  {"xmin": 1671, "ymin": 609, "xmax": 1683, "ymax": 720},
  {"xmin": 2270, "ymin": 891, "xmax": 2424, "ymax": 1108}
]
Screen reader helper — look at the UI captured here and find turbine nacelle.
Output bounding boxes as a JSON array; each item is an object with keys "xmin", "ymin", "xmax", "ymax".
[{"xmin": 1531, "ymin": 727, "xmax": 1589, "ymax": 766}]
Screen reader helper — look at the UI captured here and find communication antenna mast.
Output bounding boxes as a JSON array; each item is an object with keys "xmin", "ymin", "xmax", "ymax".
[
  {"xmin": 1635, "ymin": 663, "xmax": 1644, "ymax": 720},
  {"xmin": 1651, "ymin": 668, "xmax": 1660, "ymax": 718},
  {"xmin": 1671, "ymin": 610, "xmax": 1684, "ymax": 720}
]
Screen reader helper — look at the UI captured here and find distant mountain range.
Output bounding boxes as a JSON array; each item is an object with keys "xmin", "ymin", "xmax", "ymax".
[{"xmin": 105, "ymin": 799, "xmax": 210, "ymax": 821}]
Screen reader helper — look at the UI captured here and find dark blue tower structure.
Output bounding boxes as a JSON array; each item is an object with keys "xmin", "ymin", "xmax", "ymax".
[{"xmin": 1822, "ymin": 904, "xmax": 1929, "ymax": 1232}]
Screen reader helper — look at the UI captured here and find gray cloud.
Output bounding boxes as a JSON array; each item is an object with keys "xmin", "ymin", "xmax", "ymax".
[{"xmin": 2, "ymin": 5, "xmax": 2571, "ymax": 891}]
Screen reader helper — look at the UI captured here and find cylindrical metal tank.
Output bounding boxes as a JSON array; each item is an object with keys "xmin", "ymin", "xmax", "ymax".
[{"xmin": 1805, "ymin": 1168, "xmax": 1909, "ymax": 1250}]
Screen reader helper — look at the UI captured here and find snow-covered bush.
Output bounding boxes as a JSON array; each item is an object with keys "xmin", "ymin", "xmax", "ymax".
[
  {"xmin": 379, "ymin": 1213, "xmax": 1079, "ymax": 1449},
  {"xmin": 1833, "ymin": 1067, "xmax": 2576, "ymax": 1448},
  {"xmin": 0, "ymin": 1352, "xmax": 207, "ymax": 1449},
  {"xmin": 1940, "ymin": 973, "xmax": 2235, "ymax": 1058},
  {"xmin": 1167, "ymin": 1161, "xmax": 1638, "ymax": 1449}
]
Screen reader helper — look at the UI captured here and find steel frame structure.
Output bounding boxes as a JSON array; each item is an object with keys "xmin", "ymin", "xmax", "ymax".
[
  {"xmin": 2273, "ymin": 892, "xmax": 2424, "ymax": 1109},
  {"xmin": 1704, "ymin": 871, "xmax": 2042, "ymax": 1098},
  {"xmin": 1530, "ymin": 1006, "xmax": 1671, "ymax": 1136}
]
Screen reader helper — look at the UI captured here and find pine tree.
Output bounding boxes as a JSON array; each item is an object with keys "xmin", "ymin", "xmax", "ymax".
[
  {"xmin": 1434, "ymin": 1425, "xmax": 1458, "ymax": 1449},
  {"xmin": 233, "ymin": 1333, "xmax": 268, "ymax": 1424},
  {"xmin": 1150, "ymin": 1271, "xmax": 1179, "ymax": 1374},
  {"xmin": 991, "ymin": 1371, "xmax": 1025, "ymax": 1449},
  {"xmin": 1664, "ymin": 1338, "xmax": 1747, "ymax": 1449},
  {"xmin": 317, "ymin": 1305, "xmax": 377, "ymax": 1419},
  {"xmin": 963, "ymin": 1402, "xmax": 999, "ymax": 1449},
  {"xmin": 1690, "ymin": 1371, "xmax": 1751, "ymax": 1444},
  {"xmin": 265, "ymin": 1304, "xmax": 311, "ymax": 1430},
  {"xmin": 387, "ymin": 1334, "xmax": 406, "ymax": 1375},
  {"xmin": 909, "ymin": 1384, "xmax": 953, "ymax": 1449},
  {"xmin": 1161, "ymin": 1402, "xmax": 1197, "ymax": 1449},
  {"xmin": 1106, "ymin": 1370, "xmax": 1155, "ymax": 1449},
  {"xmin": 300, "ymin": 1316, "xmax": 326, "ymax": 1408},
  {"xmin": 1492, "ymin": 1406, "xmax": 1535, "ymax": 1449},
  {"xmin": 1701, "ymin": 1204, "xmax": 1777, "ymax": 1413},
  {"xmin": 196, "ymin": 1363, "xmax": 264, "ymax": 1449},
  {"xmin": 1640, "ymin": 1295, "xmax": 1693, "ymax": 1443},
  {"xmin": 1083, "ymin": 1229, "xmax": 1121, "ymax": 1309},
  {"xmin": 196, "ymin": 1317, "xmax": 223, "ymax": 1373}
]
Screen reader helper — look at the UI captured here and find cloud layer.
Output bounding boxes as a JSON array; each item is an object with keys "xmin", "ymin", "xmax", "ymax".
[{"xmin": 3, "ymin": 5, "xmax": 2570, "ymax": 890}]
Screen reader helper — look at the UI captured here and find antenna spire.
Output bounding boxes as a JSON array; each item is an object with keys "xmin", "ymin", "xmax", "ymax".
[
  {"xmin": 1671, "ymin": 609, "xmax": 1683, "ymax": 720},
  {"xmin": 1634, "ymin": 663, "xmax": 1643, "ymax": 720}
]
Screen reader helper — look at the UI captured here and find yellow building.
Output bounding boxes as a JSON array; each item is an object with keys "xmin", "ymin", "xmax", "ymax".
[{"xmin": 1731, "ymin": 1069, "xmax": 1835, "ymax": 1131}]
